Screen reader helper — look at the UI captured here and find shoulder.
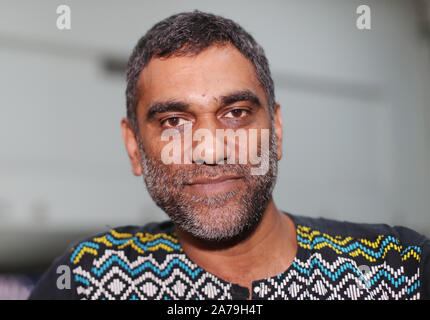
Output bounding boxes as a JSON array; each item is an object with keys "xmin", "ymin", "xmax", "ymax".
[
  {"xmin": 287, "ymin": 212, "xmax": 430, "ymax": 299},
  {"xmin": 68, "ymin": 220, "xmax": 181, "ymax": 273},
  {"xmin": 29, "ymin": 220, "xmax": 178, "ymax": 300},
  {"xmin": 288, "ymin": 212, "xmax": 428, "ymax": 246}
]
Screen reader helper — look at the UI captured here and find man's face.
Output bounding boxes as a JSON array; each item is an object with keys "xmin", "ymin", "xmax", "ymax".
[{"xmin": 122, "ymin": 44, "xmax": 283, "ymax": 241}]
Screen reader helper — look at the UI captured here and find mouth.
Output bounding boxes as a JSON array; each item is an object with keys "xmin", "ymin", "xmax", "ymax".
[{"xmin": 184, "ymin": 175, "xmax": 243, "ymax": 195}]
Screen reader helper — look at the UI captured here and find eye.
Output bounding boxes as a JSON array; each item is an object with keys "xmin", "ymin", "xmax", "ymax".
[
  {"xmin": 224, "ymin": 109, "xmax": 249, "ymax": 119},
  {"xmin": 161, "ymin": 117, "xmax": 192, "ymax": 128}
]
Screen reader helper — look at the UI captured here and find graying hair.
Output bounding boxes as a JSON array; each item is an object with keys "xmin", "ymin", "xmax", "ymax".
[{"xmin": 125, "ymin": 10, "xmax": 275, "ymax": 134}]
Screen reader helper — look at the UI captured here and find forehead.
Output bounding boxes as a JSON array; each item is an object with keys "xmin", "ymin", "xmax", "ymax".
[{"xmin": 136, "ymin": 44, "xmax": 267, "ymax": 111}]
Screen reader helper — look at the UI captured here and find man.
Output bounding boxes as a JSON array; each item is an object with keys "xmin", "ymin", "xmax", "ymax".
[{"xmin": 29, "ymin": 11, "xmax": 429, "ymax": 300}]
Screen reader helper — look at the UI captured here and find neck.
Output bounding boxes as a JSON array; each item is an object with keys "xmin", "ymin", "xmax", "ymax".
[{"xmin": 176, "ymin": 198, "xmax": 298, "ymax": 292}]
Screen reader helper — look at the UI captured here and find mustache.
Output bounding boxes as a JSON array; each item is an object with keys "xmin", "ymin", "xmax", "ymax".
[{"xmin": 161, "ymin": 163, "xmax": 252, "ymax": 185}]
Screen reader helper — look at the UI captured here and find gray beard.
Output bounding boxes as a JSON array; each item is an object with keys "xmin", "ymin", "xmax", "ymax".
[{"xmin": 137, "ymin": 130, "xmax": 278, "ymax": 242}]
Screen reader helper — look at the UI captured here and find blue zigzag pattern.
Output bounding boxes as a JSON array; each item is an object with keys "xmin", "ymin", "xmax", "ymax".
[
  {"xmin": 69, "ymin": 233, "xmax": 183, "ymax": 265},
  {"xmin": 102, "ymin": 234, "xmax": 182, "ymax": 251},
  {"xmin": 75, "ymin": 275, "xmax": 90, "ymax": 286},
  {"xmin": 70, "ymin": 242, "xmax": 100, "ymax": 263},
  {"xmin": 88, "ymin": 255, "xmax": 203, "ymax": 279},
  {"xmin": 291, "ymin": 257, "xmax": 420, "ymax": 294},
  {"xmin": 70, "ymin": 226, "xmax": 423, "ymax": 300},
  {"xmin": 401, "ymin": 246, "xmax": 421, "ymax": 256},
  {"xmin": 297, "ymin": 235, "xmax": 421, "ymax": 260}
]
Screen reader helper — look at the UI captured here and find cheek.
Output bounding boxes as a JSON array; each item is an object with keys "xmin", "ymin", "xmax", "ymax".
[
  {"xmin": 139, "ymin": 125, "xmax": 167, "ymax": 158},
  {"xmin": 247, "ymin": 129, "xmax": 266, "ymax": 160}
]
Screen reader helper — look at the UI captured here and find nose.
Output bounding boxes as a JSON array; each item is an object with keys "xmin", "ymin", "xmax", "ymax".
[
  {"xmin": 193, "ymin": 140, "xmax": 225, "ymax": 165},
  {"xmin": 193, "ymin": 128, "xmax": 227, "ymax": 165},
  {"xmin": 184, "ymin": 117, "xmax": 227, "ymax": 165}
]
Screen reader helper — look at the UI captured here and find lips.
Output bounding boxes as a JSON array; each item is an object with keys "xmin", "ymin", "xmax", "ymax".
[
  {"xmin": 184, "ymin": 175, "xmax": 243, "ymax": 195},
  {"xmin": 186, "ymin": 175, "xmax": 242, "ymax": 185}
]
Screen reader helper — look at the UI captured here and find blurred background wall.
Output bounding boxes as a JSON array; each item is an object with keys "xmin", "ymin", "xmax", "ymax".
[{"xmin": 0, "ymin": 0, "xmax": 429, "ymax": 298}]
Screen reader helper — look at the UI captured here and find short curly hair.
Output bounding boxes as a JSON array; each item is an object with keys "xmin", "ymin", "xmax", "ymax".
[{"xmin": 125, "ymin": 10, "xmax": 275, "ymax": 134}]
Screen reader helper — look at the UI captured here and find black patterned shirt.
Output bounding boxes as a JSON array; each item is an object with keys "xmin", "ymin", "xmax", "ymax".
[{"xmin": 29, "ymin": 213, "xmax": 430, "ymax": 300}]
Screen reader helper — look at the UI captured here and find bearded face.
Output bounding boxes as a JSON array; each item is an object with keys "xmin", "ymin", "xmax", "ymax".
[
  {"xmin": 137, "ymin": 128, "xmax": 278, "ymax": 242},
  {"xmin": 124, "ymin": 45, "xmax": 282, "ymax": 242}
]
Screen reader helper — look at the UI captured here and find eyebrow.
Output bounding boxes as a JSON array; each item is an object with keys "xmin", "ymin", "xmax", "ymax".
[
  {"xmin": 221, "ymin": 90, "xmax": 262, "ymax": 107},
  {"xmin": 145, "ymin": 89, "xmax": 262, "ymax": 121},
  {"xmin": 146, "ymin": 101, "xmax": 190, "ymax": 120}
]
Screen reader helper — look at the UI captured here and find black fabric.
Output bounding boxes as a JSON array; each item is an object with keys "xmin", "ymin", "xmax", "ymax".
[{"xmin": 28, "ymin": 213, "xmax": 430, "ymax": 300}]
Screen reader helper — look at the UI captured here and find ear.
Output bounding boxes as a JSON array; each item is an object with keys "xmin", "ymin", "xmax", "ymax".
[
  {"xmin": 273, "ymin": 103, "xmax": 283, "ymax": 161},
  {"xmin": 121, "ymin": 117, "xmax": 143, "ymax": 176}
]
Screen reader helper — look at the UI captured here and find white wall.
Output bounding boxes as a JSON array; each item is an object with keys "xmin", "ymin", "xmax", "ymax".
[{"xmin": 0, "ymin": 0, "xmax": 429, "ymax": 267}]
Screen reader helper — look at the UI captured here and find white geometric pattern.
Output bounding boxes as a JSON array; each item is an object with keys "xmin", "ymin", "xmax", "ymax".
[
  {"xmin": 255, "ymin": 253, "xmax": 421, "ymax": 300},
  {"xmin": 73, "ymin": 250, "xmax": 233, "ymax": 300},
  {"xmin": 73, "ymin": 249, "xmax": 421, "ymax": 300}
]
